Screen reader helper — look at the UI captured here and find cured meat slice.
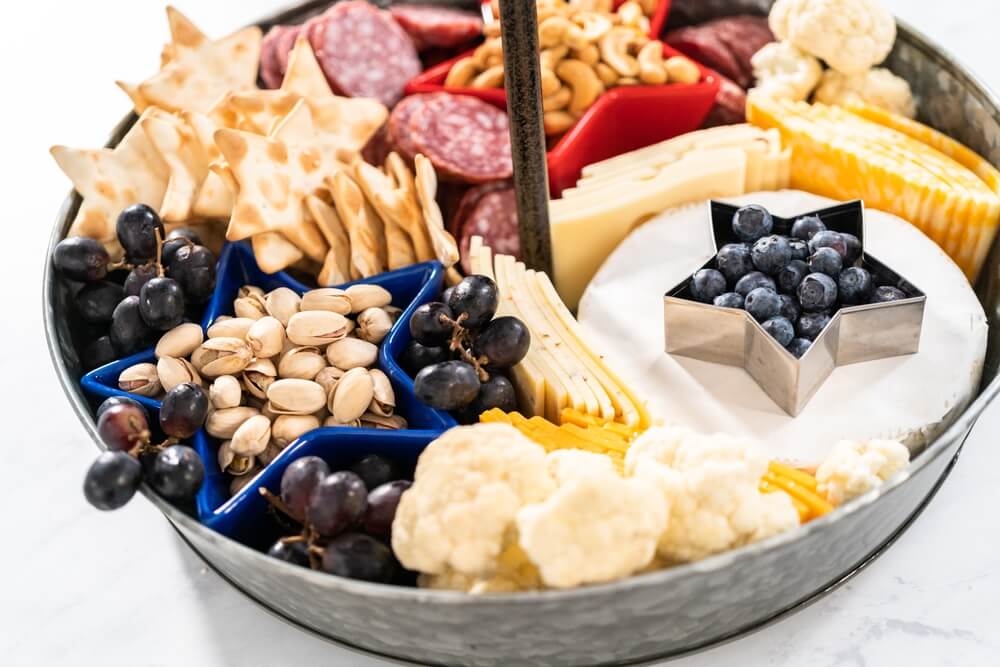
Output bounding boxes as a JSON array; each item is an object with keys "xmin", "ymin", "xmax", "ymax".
[
  {"xmin": 362, "ymin": 123, "xmax": 393, "ymax": 167},
  {"xmin": 665, "ymin": 16, "xmax": 774, "ymax": 89},
  {"xmin": 310, "ymin": 1, "xmax": 422, "ymax": 107},
  {"xmin": 260, "ymin": 25, "xmax": 290, "ymax": 89},
  {"xmin": 665, "ymin": 26, "xmax": 744, "ymax": 88},
  {"xmin": 407, "ymin": 93, "xmax": 513, "ymax": 183},
  {"xmin": 458, "ymin": 187, "xmax": 519, "ymax": 274},
  {"xmin": 449, "ymin": 180, "xmax": 512, "ymax": 237},
  {"xmin": 702, "ymin": 76, "xmax": 748, "ymax": 128},
  {"xmin": 387, "ymin": 94, "xmax": 435, "ymax": 160},
  {"xmin": 389, "ymin": 5, "xmax": 483, "ymax": 52},
  {"xmin": 275, "ymin": 24, "xmax": 305, "ymax": 81}
]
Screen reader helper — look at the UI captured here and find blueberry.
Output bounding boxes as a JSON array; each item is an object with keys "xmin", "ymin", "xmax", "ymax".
[
  {"xmin": 808, "ymin": 247, "xmax": 843, "ymax": 277},
  {"xmin": 842, "ymin": 233, "xmax": 862, "ymax": 264},
  {"xmin": 732, "ymin": 205, "xmax": 773, "ymax": 242},
  {"xmin": 713, "ymin": 292, "xmax": 744, "ymax": 309},
  {"xmin": 778, "ymin": 294, "xmax": 800, "ymax": 322},
  {"xmin": 734, "ymin": 271, "xmax": 776, "ymax": 297},
  {"xmin": 796, "ymin": 311, "xmax": 832, "ymax": 340},
  {"xmin": 870, "ymin": 285, "xmax": 908, "ymax": 303},
  {"xmin": 798, "ymin": 273, "xmax": 838, "ymax": 312},
  {"xmin": 744, "ymin": 287, "xmax": 781, "ymax": 322},
  {"xmin": 788, "ymin": 238, "xmax": 810, "ymax": 261},
  {"xmin": 838, "ymin": 267, "xmax": 874, "ymax": 305},
  {"xmin": 751, "ymin": 235, "xmax": 792, "ymax": 275},
  {"xmin": 809, "ymin": 230, "xmax": 847, "ymax": 258},
  {"xmin": 716, "ymin": 243, "xmax": 754, "ymax": 283},
  {"xmin": 761, "ymin": 316, "xmax": 795, "ymax": 346},
  {"xmin": 690, "ymin": 268, "xmax": 727, "ymax": 303},
  {"xmin": 790, "ymin": 215, "xmax": 826, "ymax": 240},
  {"xmin": 777, "ymin": 260, "xmax": 809, "ymax": 294},
  {"xmin": 787, "ymin": 338, "xmax": 812, "ymax": 358}
]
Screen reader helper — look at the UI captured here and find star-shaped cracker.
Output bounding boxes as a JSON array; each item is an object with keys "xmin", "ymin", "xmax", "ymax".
[{"xmin": 140, "ymin": 108, "xmax": 212, "ymax": 223}]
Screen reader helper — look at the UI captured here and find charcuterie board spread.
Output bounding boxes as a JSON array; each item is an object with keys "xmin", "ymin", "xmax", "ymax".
[{"xmin": 51, "ymin": 0, "xmax": 994, "ymax": 595}]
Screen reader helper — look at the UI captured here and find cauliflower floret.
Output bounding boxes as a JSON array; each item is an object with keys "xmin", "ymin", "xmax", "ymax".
[
  {"xmin": 418, "ymin": 540, "xmax": 542, "ymax": 593},
  {"xmin": 769, "ymin": 0, "xmax": 896, "ymax": 75},
  {"xmin": 517, "ymin": 460, "xmax": 666, "ymax": 588},
  {"xmin": 813, "ymin": 67, "xmax": 916, "ymax": 118},
  {"xmin": 750, "ymin": 42, "xmax": 823, "ymax": 102},
  {"xmin": 626, "ymin": 426, "xmax": 799, "ymax": 563},
  {"xmin": 392, "ymin": 424, "xmax": 556, "ymax": 577},
  {"xmin": 816, "ymin": 439, "xmax": 910, "ymax": 505},
  {"xmin": 545, "ymin": 449, "xmax": 620, "ymax": 484}
]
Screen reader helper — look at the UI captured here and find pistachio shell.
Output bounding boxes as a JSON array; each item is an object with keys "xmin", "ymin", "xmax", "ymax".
[
  {"xmin": 192, "ymin": 337, "xmax": 253, "ymax": 378},
  {"xmin": 206, "ymin": 406, "xmax": 260, "ymax": 439},
  {"xmin": 265, "ymin": 287, "xmax": 301, "ymax": 326},
  {"xmin": 325, "ymin": 337, "xmax": 379, "ymax": 370},
  {"xmin": 278, "ymin": 347, "xmax": 327, "ymax": 380},
  {"xmin": 239, "ymin": 286, "xmax": 265, "ymax": 299},
  {"xmin": 210, "ymin": 375, "xmax": 243, "ymax": 409},
  {"xmin": 359, "ymin": 412, "xmax": 408, "ymax": 430},
  {"xmin": 257, "ymin": 440, "xmax": 286, "ymax": 466},
  {"xmin": 383, "ymin": 305, "xmax": 404, "ymax": 323},
  {"xmin": 155, "ymin": 322, "xmax": 204, "ymax": 359},
  {"xmin": 368, "ymin": 368, "xmax": 395, "ymax": 416},
  {"xmin": 272, "ymin": 414, "xmax": 321, "ymax": 447},
  {"xmin": 217, "ymin": 439, "xmax": 235, "ymax": 471},
  {"xmin": 243, "ymin": 358, "xmax": 278, "ymax": 399},
  {"xmin": 233, "ymin": 296, "xmax": 267, "ymax": 320},
  {"xmin": 345, "ymin": 284, "xmax": 392, "ymax": 313},
  {"xmin": 266, "ymin": 379, "xmax": 327, "ymax": 415},
  {"xmin": 230, "ymin": 466, "xmax": 261, "ymax": 495},
  {"xmin": 356, "ymin": 307, "xmax": 393, "ymax": 345},
  {"xmin": 214, "ymin": 315, "xmax": 233, "ymax": 323},
  {"xmin": 286, "ymin": 311, "xmax": 350, "ymax": 346},
  {"xmin": 330, "ymin": 367, "xmax": 375, "ymax": 423},
  {"xmin": 157, "ymin": 357, "xmax": 202, "ymax": 393},
  {"xmin": 217, "ymin": 439, "xmax": 255, "ymax": 475},
  {"xmin": 118, "ymin": 363, "xmax": 160, "ymax": 397},
  {"xmin": 300, "ymin": 288, "xmax": 352, "ymax": 315},
  {"xmin": 230, "ymin": 415, "xmax": 272, "ymax": 456},
  {"xmin": 246, "ymin": 316, "xmax": 286, "ymax": 359},
  {"xmin": 315, "ymin": 366, "xmax": 345, "ymax": 397},
  {"xmin": 323, "ymin": 416, "xmax": 362, "ymax": 428},
  {"xmin": 207, "ymin": 317, "xmax": 256, "ymax": 340}
]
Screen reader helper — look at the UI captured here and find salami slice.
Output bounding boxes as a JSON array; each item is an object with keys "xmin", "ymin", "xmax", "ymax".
[
  {"xmin": 275, "ymin": 24, "xmax": 305, "ymax": 81},
  {"xmin": 362, "ymin": 123, "xmax": 392, "ymax": 167},
  {"xmin": 449, "ymin": 180, "xmax": 512, "ymax": 237},
  {"xmin": 709, "ymin": 17, "xmax": 774, "ymax": 88},
  {"xmin": 702, "ymin": 76, "xmax": 748, "ymax": 128},
  {"xmin": 389, "ymin": 5, "xmax": 483, "ymax": 52},
  {"xmin": 407, "ymin": 93, "xmax": 513, "ymax": 183},
  {"xmin": 665, "ymin": 26, "xmax": 745, "ymax": 89},
  {"xmin": 458, "ymin": 188, "xmax": 519, "ymax": 274},
  {"xmin": 387, "ymin": 94, "xmax": 436, "ymax": 161},
  {"xmin": 310, "ymin": 1, "xmax": 422, "ymax": 107},
  {"xmin": 260, "ymin": 25, "xmax": 290, "ymax": 89}
]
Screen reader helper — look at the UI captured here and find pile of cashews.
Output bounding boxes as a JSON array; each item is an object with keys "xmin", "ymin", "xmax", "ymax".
[{"xmin": 445, "ymin": 0, "xmax": 702, "ymax": 136}]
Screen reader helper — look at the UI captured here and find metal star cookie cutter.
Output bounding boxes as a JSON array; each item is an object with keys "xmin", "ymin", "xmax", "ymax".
[{"xmin": 663, "ymin": 201, "xmax": 927, "ymax": 416}]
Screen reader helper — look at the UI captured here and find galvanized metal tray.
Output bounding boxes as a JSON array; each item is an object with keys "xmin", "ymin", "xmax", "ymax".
[{"xmin": 43, "ymin": 1, "xmax": 1000, "ymax": 664}]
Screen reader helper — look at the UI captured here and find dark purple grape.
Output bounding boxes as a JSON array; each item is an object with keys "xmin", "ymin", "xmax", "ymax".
[
  {"xmin": 82, "ymin": 335, "xmax": 118, "ymax": 371},
  {"xmin": 790, "ymin": 215, "xmax": 826, "ymax": 240},
  {"xmin": 116, "ymin": 204, "xmax": 164, "ymax": 263},
  {"xmin": 75, "ymin": 280, "xmax": 124, "ymax": 324},
  {"xmin": 732, "ymin": 205, "xmax": 773, "ymax": 242},
  {"xmin": 362, "ymin": 480, "xmax": 412, "ymax": 539},
  {"xmin": 787, "ymin": 338, "xmax": 812, "ymax": 358},
  {"xmin": 320, "ymin": 533, "xmax": 397, "ymax": 582},
  {"xmin": 734, "ymin": 271, "xmax": 775, "ymax": 297},
  {"xmin": 399, "ymin": 341, "xmax": 449, "ymax": 377},
  {"xmin": 467, "ymin": 375, "xmax": 517, "ymax": 416},
  {"xmin": 798, "ymin": 273, "xmax": 838, "ymax": 312},
  {"xmin": 160, "ymin": 238, "xmax": 191, "ymax": 269},
  {"xmin": 441, "ymin": 286, "xmax": 455, "ymax": 305},
  {"xmin": 689, "ymin": 269, "xmax": 727, "ymax": 303},
  {"xmin": 53, "ymin": 237, "xmax": 109, "ymax": 282},
  {"xmin": 109, "ymin": 296, "xmax": 154, "ymax": 355},
  {"xmin": 715, "ymin": 243, "xmax": 753, "ymax": 283},
  {"xmin": 751, "ymin": 235, "xmax": 792, "ymax": 275},
  {"xmin": 123, "ymin": 263, "xmax": 159, "ymax": 297},
  {"xmin": 139, "ymin": 277, "xmax": 185, "ymax": 330},
  {"xmin": 147, "ymin": 445, "xmax": 204, "ymax": 502},
  {"xmin": 97, "ymin": 395, "xmax": 149, "ymax": 422},
  {"xmin": 280, "ymin": 456, "xmax": 330, "ymax": 523},
  {"xmin": 159, "ymin": 383, "xmax": 209, "ymax": 439},
  {"xmin": 268, "ymin": 540, "xmax": 311, "ymax": 568},
  {"xmin": 447, "ymin": 275, "xmax": 499, "ymax": 329},
  {"xmin": 414, "ymin": 361, "xmax": 480, "ymax": 410},
  {"xmin": 167, "ymin": 228, "xmax": 203, "ymax": 245},
  {"xmin": 350, "ymin": 455, "xmax": 401, "ymax": 491},
  {"xmin": 870, "ymin": 286, "xmax": 908, "ymax": 303},
  {"xmin": 84, "ymin": 451, "xmax": 143, "ymax": 511},
  {"xmin": 838, "ymin": 267, "xmax": 874, "ymax": 305},
  {"xmin": 409, "ymin": 302, "xmax": 454, "ymax": 346},
  {"xmin": 97, "ymin": 403, "xmax": 150, "ymax": 452},
  {"xmin": 306, "ymin": 471, "xmax": 368, "ymax": 537},
  {"xmin": 809, "ymin": 230, "xmax": 847, "ymax": 258},
  {"xmin": 167, "ymin": 245, "xmax": 217, "ymax": 304},
  {"xmin": 472, "ymin": 316, "xmax": 530, "ymax": 369}
]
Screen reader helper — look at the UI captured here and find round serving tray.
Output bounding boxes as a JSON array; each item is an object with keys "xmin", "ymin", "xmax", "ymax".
[{"xmin": 44, "ymin": 1, "xmax": 1000, "ymax": 665}]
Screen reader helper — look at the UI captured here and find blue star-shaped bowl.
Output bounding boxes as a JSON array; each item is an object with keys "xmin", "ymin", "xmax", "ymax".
[
  {"xmin": 664, "ymin": 201, "xmax": 927, "ymax": 416},
  {"xmin": 80, "ymin": 242, "xmax": 455, "ymax": 529}
]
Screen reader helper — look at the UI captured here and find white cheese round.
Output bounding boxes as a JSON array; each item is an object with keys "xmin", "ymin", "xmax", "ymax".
[{"xmin": 578, "ymin": 190, "xmax": 988, "ymax": 466}]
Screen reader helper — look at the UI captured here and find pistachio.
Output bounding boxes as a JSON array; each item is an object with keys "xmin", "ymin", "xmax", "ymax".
[
  {"xmin": 260, "ymin": 400, "xmax": 280, "ymax": 422},
  {"xmin": 323, "ymin": 416, "xmax": 362, "ymax": 428},
  {"xmin": 345, "ymin": 284, "xmax": 393, "ymax": 313},
  {"xmin": 192, "ymin": 337, "xmax": 253, "ymax": 378},
  {"xmin": 239, "ymin": 285, "xmax": 266, "ymax": 300},
  {"xmin": 246, "ymin": 316, "xmax": 286, "ymax": 359},
  {"xmin": 214, "ymin": 315, "xmax": 233, "ymax": 323},
  {"xmin": 359, "ymin": 412, "xmax": 408, "ymax": 430},
  {"xmin": 157, "ymin": 357, "xmax": 202, "ymax": 393},
  {"xmin": 207, "ymin": 317, "xmax": 256, "ymax": 340},
  {"xmin": 265, "ymin": 287, "xmax": 301, "ymax": 326},
  {"xmin": 325, "ymin": 337, "xmax": 379, "ymax": 370},
  {"xmin": 234, "ymin": 296, "xmax": 267, "ymax": 320},
  {"xmin": 257, "ymin": 440, "xmax": 286, "ymax": 466},
  {"xmin": 230, "ymin": 415, "xmax": 272, "ymax": 457},
  {"xmin": 118, "ymin": 363, "xmax": 160, "ymax": 396},
  {"xmin": 278, "ymin": 346, "xmax": 327, "ymax": 380},
  {"xmin": 243, "ymin": 358, "xmax": 278, "ymax": 399},
  {"xmin": 286, "ymin": 310, "xmax": 350, "ymax": 346},
  {"xmin": 368, "ymin": 368, "xmax": 396, "ymax": 417},
  {"xmin": 356, "ymin": 307, "xmax": 394, "ymax": 345},
  {"xmin": 330, "ymin": 367, "xmax": 375, "ymax": 423},
  {"xmin": 206, "ymin": 406, "xmax": 260, "ymax": 439},
  {"xmin": 315, "ymin": 366, "xmax": 346, "ymax": 397},
  {"xmin": 210, "ymin": 375, "xmax": 243, "ymax": 409},
  {"xmin": 272, "ymin": 414, "xmax": 321, "ymax": 447},
  {"xmin": 217, "ymin": 439, "xmax": 235, "ymax": 471},
  {"xmin": 267, "ymin": 379, "xmax": 327, "ymax": 415},
  {"xmin": 300, "ymin": 288, "xmax": 352, "ymax": 315},
  {"xmin": 384, "ymin": 305, "xmax": 404, "ymax": 323},
  {"xmin": 217, "ymin": 440, "xmax": 256, "ymax": 476},
  {"xmin": 230, "ymin": 467, "xmax": 261, "ymax": 496},
  {"xmin": 155, "ymin": 322, "xmax": 204, "ymax": 359}
]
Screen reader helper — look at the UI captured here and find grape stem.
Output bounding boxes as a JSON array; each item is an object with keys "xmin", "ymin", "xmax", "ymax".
[
  {"xmin": 154, "ymin": 227, "xmax": 165, "ymax": 278},
  {"xmin": 446, "ymin": 313, "xmax": 490, "ymax": 383},
  {"xmin": 259, "ymin": 487, "xmax": 294, "ymax": 518}
]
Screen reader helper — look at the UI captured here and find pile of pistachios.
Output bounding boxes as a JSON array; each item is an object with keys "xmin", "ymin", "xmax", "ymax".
[{"xmin": 116, "ymin": 283, "xmax": 406, "ymax": 495}]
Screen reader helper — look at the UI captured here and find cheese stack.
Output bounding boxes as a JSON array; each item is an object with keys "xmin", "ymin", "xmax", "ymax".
[
  {"xmin": 468, "ymin": 236, "xmax": 649, "ymax": 429},
  {"xmin": 747, "ymin": 96, "xmax": 1000, "ymax": 281},
  {"xmin": 548, "ymin": 125, "xmax": 792, "ymax": 309}
]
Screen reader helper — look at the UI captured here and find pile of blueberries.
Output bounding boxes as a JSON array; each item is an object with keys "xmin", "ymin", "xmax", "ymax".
[{"xmin": 689, "ymin": 205, "xmax": 908, "ymax": 357}]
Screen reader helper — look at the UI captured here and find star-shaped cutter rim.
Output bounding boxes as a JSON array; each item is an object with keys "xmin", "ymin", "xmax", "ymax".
[
  {"xmin": 663, "ymin": 200, "xmax": 928, "ymax": 417},
  {"xmin": 80, "ymin": 242, "xmax": 455, "ymax": 528}
]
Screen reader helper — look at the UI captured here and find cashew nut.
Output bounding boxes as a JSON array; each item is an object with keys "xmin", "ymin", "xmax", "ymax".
[
  {"xmin": 617, "ymin": 2, "xmax": 646, "ymax": 30},
  {"xmin": 576, "ymin": 0, "xmax": 614, "ymax": 12},
  {"xmin": 540, "ymin": 46, "xmax": 569, "ymax": 71},
  {"xmin": 665, "ymin": 56, "xmax": 701, "ymax": 85},
  {"xmin": 637, "ymin": 41, "xmax": 667, "ymax": 85},
  {"xmin": 594, "ymin": 62, "xmax": 619, "ymax": 87},
  {"xmin": 541, "ymin": 67, "xmax": 562, "ymax": 97},
  {"xmin": 555, "ymin": 58, "xmax": 605, "ymax": 114},
  {"xmin": 543, "ymin": 111, "xmax": 576, "ymax": 136},
  {"xmin": 543, "ymin": 86, "xmax": 572, "ymax": 112},
  {"xmin": 483, "ymin": 21, "xmax": 501, "ymax": 39},
  {"xmin": 599, "ymin": 27, "xmax": 641, "ymax": 77},
  {"xmin": 471, "ymin": 65, "xmax": 504, "ymax": 89},
  {"xmin": 539, "ymin": 16, "xmax": 590, "ymax": 51},
  {"xmin": 572, "ymin": 11, "xmax": 612, "ymax": 42},
  {"xmin": 445, "ymin": 56, "xmax": 478, "ymax": 88},
  {"xmin": 474, "ymin": 38, "xmax": 502, "ymax": 70},
  {"xmin": 572, "ymin": 44, "xmax": 601, "ymax": 66},
  {"xmin": 617, "ymin": 76, "xmax": 640, "ymax": 86}
]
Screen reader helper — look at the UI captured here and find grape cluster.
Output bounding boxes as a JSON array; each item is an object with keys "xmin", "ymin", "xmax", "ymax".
[
  {"xmin": 263, "ymin": 454, "xmax": 411, "ymax": 583},
  {"xmin": 401, "ymin": 275, "xmax": 530, "ymax": 422},
  {"xmin": 52, "ymin": 204, "xmax": 217, "ymax": 370},
  {"xmin": 83, "ymin": 395, "xmax": 206, "ymax": 511},
  {"xmin": 688, "ymin": 205, "xmax": 910, "ymax": 357}
]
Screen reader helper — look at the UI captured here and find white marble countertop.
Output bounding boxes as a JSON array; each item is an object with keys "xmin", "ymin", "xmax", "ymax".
[{"xmin": 3, "ymin": 0, "xmax": 999, "ymax": 665}]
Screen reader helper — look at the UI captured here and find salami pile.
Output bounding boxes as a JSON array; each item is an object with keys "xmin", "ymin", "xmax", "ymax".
[
  {"xmin": 389, "ymin": 5, "xmax": 483, "ymax": 52},
  {"xmin": 452, "ymin": 183, "xmax": 520, "ymax": 274}
]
